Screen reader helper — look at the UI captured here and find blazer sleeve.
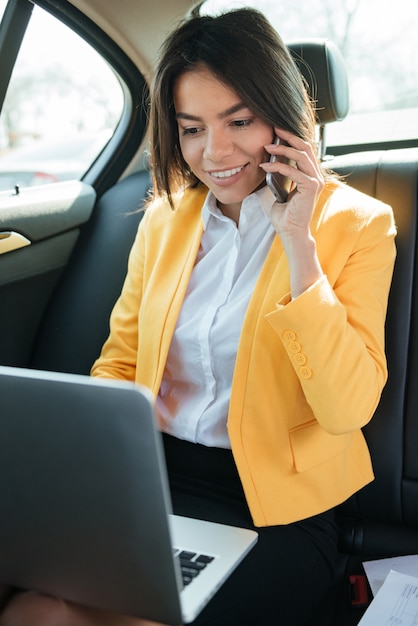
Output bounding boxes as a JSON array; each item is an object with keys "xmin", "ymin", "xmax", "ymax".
[
  {"xmin": 265, "ymin": 189, "xmax": 397, "ymax": 435},
  {"xmin": 90, "ymin": 211, "xmax": 148, "ymax": 381}
]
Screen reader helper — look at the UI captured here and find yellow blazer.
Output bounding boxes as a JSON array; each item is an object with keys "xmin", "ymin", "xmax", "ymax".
[{"xmin": 91, "ymin": 181, "xmax": 396, "ymax": 526}]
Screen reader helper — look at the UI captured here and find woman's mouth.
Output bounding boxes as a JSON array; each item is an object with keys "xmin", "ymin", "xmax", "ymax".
[{"xmin": 209, "ymin": 165, "xmax": 246, "ymax": 180}]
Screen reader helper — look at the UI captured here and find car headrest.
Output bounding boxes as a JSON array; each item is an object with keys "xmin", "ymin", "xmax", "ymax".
[{"xmin": 287, "ymin": 39, "xmax": 349, "ymax": 126}]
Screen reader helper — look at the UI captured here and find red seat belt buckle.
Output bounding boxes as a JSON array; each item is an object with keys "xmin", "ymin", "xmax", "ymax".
[{"xmin": 349, "ymin": 574, "xmax": 369, "ymax": 607}]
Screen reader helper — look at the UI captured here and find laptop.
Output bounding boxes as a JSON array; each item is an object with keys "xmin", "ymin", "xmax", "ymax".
[{"xmin": 0, "ymin": 365, "xmax": 257, "ymax": 624}]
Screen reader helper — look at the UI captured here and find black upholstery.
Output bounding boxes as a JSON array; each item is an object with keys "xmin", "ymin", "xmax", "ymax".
[
  {"xmin": 288, "ymin": 39, "xmax": 349, "ymax": 161},
  {"xmin": 288, "ymin": 40, "xmax": 349, "ymax": 125},
  {"xmin": 284, "ymin": 40, "xmax": 418, "ymax": 624},
  {"xmin": 284, "ymin": 39, "xmax": 418, "ymax": 625},
  {"xmin": 332, "ymin": 149, "xmax": 418, "ymax": 542},
  {"xmin": 30, "ymin": 171, "xmax": 150, "ymax": 375},
  {"xmin": 334, "ymin": 150, "xmax": 418, "ymax": 554},
  {"xmin": 317, "ymin": 147, "xmax": 418, "ymax": 624}
]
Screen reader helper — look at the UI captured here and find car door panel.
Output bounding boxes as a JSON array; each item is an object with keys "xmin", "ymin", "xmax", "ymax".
[{"xmin": 0, "ymin": 181, "xmax": 96, "ymax": 366}]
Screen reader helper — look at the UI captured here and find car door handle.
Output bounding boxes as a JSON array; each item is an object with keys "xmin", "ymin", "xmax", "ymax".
[{"xmin": 0, "ymin": 231, "xmax": 31, "ymax": 255}]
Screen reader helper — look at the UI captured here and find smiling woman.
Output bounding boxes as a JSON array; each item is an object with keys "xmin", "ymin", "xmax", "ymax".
[
  {"xmin": 150, "ymin": 7, "xmax": 317, "ymax": 208},
  {"xmin": 0, "ymin": 0, "xmax": 402, "ymax": 624},
  {"xmin": 86, "ymin": 7, "xmax": 395, "ymax": 626},
  {"xmin": 0, "ymin": 0, "xmax": 417, "ymax": 624},
  {"xmin": 173, "ymin": 68, "xmax": 274, "ymax": 222}
]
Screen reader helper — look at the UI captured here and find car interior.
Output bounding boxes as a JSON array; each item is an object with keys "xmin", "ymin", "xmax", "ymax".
[{"xmin": 1, "ymin": 0, "xmax": 418, "ymax": 624}]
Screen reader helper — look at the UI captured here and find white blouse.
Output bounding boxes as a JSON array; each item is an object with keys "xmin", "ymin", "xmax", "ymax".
[{"xmin": 157, "ymin": 185, "xmax": 276, "ymax": 448}]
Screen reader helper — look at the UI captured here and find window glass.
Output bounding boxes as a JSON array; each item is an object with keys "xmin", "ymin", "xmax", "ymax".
[
  {"xmin": 0, "ymin": 0, "xmax": 6, "ymax": 22},
  {"xmin": 0, "ymin": 2, "xmax": 124, "ymax": 190},
  {"xmin": 200, "ymin": 0, "xmax": 418, "ymax": 148}
]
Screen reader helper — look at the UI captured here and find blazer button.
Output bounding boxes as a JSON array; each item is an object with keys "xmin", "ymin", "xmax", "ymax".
[
  {"xmin": 293, "ymin": 352, "xmax": 306, "ymax": 366},
  {"xmin": 299, "ymin": 366, "xmax": 312, "ymax": 379},
  {"xmin": 283, "ymin": 329, "xmax": 296, "ymax": 342},
  {"xmin": 288, "ymin": 341, "xmax": 301, "ymax": 354}
]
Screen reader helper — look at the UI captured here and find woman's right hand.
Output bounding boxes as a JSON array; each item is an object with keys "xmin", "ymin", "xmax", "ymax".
[{"xmin": 0, "ymin": 589, "xmax": 170, "ymax": 626}]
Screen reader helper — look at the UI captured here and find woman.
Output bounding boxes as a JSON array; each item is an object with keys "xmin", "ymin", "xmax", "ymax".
[{"xmin": 0, "ymin": 7, "xmax": 396, "ymax": 626}]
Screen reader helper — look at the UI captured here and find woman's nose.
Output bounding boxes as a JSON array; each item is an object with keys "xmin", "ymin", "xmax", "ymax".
[{"xmin": 203, "ymin": 130, "xmax": 233, "ymax": 161}]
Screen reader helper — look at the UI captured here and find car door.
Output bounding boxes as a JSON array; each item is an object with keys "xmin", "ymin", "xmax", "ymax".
[
  {"xmin": 0, "ymin": 0, "xmax": 147, "ymax": 368},
  {"xmin": 0, "ymin": 181, "xmax": 96, "ymax": 366}
]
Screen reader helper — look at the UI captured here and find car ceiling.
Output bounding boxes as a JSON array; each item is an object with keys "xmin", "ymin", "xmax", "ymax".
[{"xmin": 68, "ymin": 0, "xmax": 199, "ymax": 75}]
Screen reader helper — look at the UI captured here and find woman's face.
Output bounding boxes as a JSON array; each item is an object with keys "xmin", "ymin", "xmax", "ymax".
[{"xmin": 173, "ymin": 66, "xmax": 274, "ymax": 218}]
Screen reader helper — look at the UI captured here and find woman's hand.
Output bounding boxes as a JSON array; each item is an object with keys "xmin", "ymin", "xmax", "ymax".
[
  {"xmin": 0, "ymin": 590, "xmax": 167, "ymax": 626},
  {"xmin": 260, "ymin": 127, "xmax": 324, "ymax": 239},
  {"xmin": 260, "ymin": 128, "xmax": 325, "ymax": 298}
]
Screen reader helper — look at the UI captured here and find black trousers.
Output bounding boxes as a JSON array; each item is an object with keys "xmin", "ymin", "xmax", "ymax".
[{"xmin": 163, "ymin": 434, "xmax": 339, "ymax": 626}]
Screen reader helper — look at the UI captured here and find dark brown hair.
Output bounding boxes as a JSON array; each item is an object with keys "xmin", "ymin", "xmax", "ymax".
[{"xmin": 149, "ymin": 7, "xmax": 317, "ymax": 207}]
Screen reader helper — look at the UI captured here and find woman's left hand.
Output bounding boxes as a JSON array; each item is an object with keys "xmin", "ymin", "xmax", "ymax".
[
  {"xmin": 260, "ymin": 128, "xmax": 325, "ymax": 298},
  {"xmin": 260, "ymin": 127, "xmax": 324, "ymax": 242}
]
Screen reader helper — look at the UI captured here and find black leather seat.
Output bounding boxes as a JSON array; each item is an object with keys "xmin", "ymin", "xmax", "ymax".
[
  {"xmin": 288, "ymin": 41, "xmax": 418, "ymax": 624},
  {"xmin": 327, "ymin": 147, "xmax": 418, "ymax": 624},
  {"xmin": 288, "ymin": 39, "xmax": 349, "ymax": 159},
  {"xmin": 30, "ymin": 170, "xmax": 150, "ymax": 375}
]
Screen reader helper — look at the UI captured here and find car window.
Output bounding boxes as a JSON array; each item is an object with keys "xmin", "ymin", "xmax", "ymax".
[
  {"xmin": 200, "ymin": 0, "xmax": 418, "ymax": 151},
  {"xmin": 0, "ymin": 1, "xmax": 124, "ymax": 191}
]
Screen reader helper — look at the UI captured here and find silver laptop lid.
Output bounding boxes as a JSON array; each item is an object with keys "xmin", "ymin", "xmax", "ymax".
[{"xmin": 0, "ymin": 366, "xmax": 183, "ymax": 624}]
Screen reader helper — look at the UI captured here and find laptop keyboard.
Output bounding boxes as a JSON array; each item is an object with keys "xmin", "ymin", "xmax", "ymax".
[{"xmin": 174, "ymin": 549, "xmax": 215, "ymax": 586}]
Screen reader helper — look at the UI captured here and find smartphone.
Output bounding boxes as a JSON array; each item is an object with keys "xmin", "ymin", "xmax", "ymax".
[{"xmin": 266, "ymin": 137, "xmax": 293, "ymax": 203}]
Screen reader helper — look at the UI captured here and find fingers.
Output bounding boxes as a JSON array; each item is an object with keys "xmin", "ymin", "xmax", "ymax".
[
  {"xmin": 271, "ymin": 126, "xmax": 317, "ymax": 155},
  {"xmin": 0, "ymin": 591, "xmax": 165, "ymax": 626},
  {"xmin": 271, "ymin": 129, "xmax": 321, "ymax": 172},
  {"xmin": 260, "ymin": 128, "xmax": 323, "ymax": 199}
]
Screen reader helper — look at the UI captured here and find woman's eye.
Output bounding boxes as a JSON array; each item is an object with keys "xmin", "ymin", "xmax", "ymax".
[
  {"xmin": 182, "ymin": 127, "xmax": 200, "ymax": 136},
  {"xmin": 232, "ymin": 119, "xmax": 252, "ymax": 128}
]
